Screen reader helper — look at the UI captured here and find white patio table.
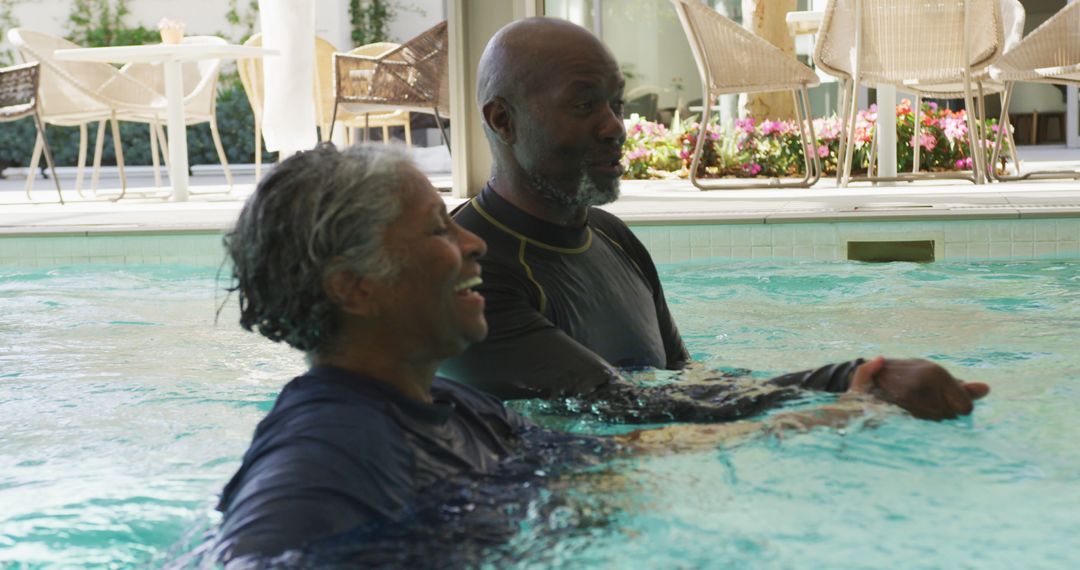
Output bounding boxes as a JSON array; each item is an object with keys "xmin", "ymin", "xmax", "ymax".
[
  {"xmin": 54, "ymin": 43, "xmax": 277, "ymax": 202},
  {"xmin": 786, "ymin": 9, "xmax": 899, "ymax": 182}
]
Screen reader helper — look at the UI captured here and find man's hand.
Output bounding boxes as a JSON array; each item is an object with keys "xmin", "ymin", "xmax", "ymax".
[{"xmin": 849, "ymin": 356, "xmax": 990, "ymax": 421}]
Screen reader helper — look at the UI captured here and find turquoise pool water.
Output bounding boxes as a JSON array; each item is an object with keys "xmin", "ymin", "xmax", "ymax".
[{"xmin": 1, "ymin": 260, "xmax": 1078, "ymax": 567}]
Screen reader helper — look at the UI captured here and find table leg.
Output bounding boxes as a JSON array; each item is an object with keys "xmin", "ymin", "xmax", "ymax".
[
  {"xmin": 163, "ymin": 60, "xmax": 189, "ymax": 202},
  {"xmin": 877, "ymin": 84, "xmax": 897, "ymax": 184}
]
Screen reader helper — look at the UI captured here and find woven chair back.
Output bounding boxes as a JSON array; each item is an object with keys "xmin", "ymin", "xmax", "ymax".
[
  {"xmin": 313, "ymin": 36, "xmax": 340, "ymax": 128},
  {"xmin": 334, "ymin": 21, "xmax": 449, "ymax": 116},
  {"xmin": 118, "ymin": 35, "xmax": 228, "ymax": 122},
  {"xmin": 993, "ymin": 1, "xmax": 1080, "ymax": 85},
  {"xmin": 0, "ymin": 62, "xmax": 40, "ymax": 121},
  {"xmin": 815, "ymin": 0, "xmax": 1002, "ymax": 86},
  {"xmin": 7, "ymin": 28, "xmax": 163, "ymax": 123},
  {"xmin": 7, "ymin": 28, "xmax": 114, "ymax": 121},
  {"xmin": 671, "ymin": 0, "xmax": 818, "ymax": 97},
  {"xmin": 237, "ymin": 34, "xmax": 265, "ymax": 121}
]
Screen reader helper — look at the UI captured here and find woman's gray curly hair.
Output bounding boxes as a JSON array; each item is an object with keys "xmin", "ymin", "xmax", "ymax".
[{"xmin": 225, "ymin": 143, "xmax": 410, "ymax": 354}]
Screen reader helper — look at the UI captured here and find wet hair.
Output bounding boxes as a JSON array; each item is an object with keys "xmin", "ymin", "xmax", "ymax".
[{"xmin": 225, "ymin": 143, "xmax": 409, "ymax": 354}]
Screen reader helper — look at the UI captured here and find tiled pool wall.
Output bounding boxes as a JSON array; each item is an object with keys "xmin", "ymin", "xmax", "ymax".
[
  {"xmin": 0, "ymin": 233, "xmax": 227, "ymax": 267},
  {"xmin": 2, "ymin": 218, "xmax": 1080, "ymax": 267},
  {"xmin": 631, "ymin": 218, "xmax": 1080, "ymax": 264}
]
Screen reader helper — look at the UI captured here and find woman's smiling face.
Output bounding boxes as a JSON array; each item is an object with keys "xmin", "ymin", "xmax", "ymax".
[{"xmin": 371, "ymin": 166, "xmax": 489, "ymax": 360}]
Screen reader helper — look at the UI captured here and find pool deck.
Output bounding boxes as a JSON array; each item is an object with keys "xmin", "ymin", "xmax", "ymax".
[{"xmin": 1, "ymin": 146, "xmax": 1078, "ymax": 236}]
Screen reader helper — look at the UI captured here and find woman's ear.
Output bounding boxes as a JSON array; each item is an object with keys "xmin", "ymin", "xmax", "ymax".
[
  {"xmin": 323, "ymin": 268, "xmax": 380, "ymax": 318},
  {"xmin": 483, "ymin": 96, "xmax": 515, "ymax": 145}
]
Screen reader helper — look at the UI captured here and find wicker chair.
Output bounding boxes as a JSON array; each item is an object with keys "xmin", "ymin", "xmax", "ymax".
[
  {"xmin": 990, "ymin": 1, "xmax": 1080, "ymax": 181},
  {"xmin": 0, "ymin": 62, "xmax": 63, "ymax": 204},
  {"xmin": 236, "ymin": 34, "xmax": 266, "ymax": 179},
  {"xmin": 891, "ymin": 0, "xmax": 1024, "ymax": 179},
  {"xmin": 238, "ymin": 34, "xmax": 390, "ymax": 178},
  {"xmin": 117, "ymin": 36, "xmax": 233, "ymax": 192},
  {"xmin": 671, "ymin": 0, "xmax": 821, "ymax": 190},
  {"xmin": 331, "ymin": 21, "xmax": 450, "ymax": 151},
  {"xmin": 7, "ymin": 28, "xmax": 164, "ymax": 200},
  {"xmin": 331, "ymin": 42, "xmax": 413, "ymax": 146},
  {"xmin": 814, "ymin": 0, "xmax": 1004, "ymax": 186}
]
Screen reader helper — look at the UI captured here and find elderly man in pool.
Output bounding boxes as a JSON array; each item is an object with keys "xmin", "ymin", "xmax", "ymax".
[
  {"xmin": 438, "ymin": 17, "xmax": 990, "ymax": 422},
  {"xmin": 211, "ymin": 143, "xmax": 960, "ymax": 564}
]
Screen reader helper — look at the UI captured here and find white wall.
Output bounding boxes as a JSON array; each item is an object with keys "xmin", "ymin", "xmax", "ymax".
[
  {"xmin": 2, "ymin": 0, "xmax": 445, "ymax": 55},
  {"xmin": 598, "ymin": 0, "xmax": 702, "ymax": 111}
]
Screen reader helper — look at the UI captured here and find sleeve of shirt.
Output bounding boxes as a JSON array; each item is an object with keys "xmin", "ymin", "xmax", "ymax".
[
  {"xmin": 214, "ymin": 416, "xmax": 412, "ymax": 562},
  {"xmin": 764, "ymin": 358, "xmax": 864, "ymax": 393},
  {"xmin": 438, "ymin": 260, "xmax": 621, "ymax": 400},
  {"xmin": 592, "ymin": 211, "xmax": 690, "ymax": 370}
]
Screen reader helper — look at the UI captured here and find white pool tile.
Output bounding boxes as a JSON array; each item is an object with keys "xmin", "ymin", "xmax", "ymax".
[
  {"xmin": 792, "ymin": 245, "xmax": 813, "ymax": 258},
  {"xmin": 731, "ymin": 227, "xmax": 752, "ymax": 246},
  {"xmin": 966, "ymin": 243, "xmax": 989, "ymax": 259},
  {"xmin": 751, "ymin": 226, "xmax": 771, "ymax": 246},
  {"xmin": 1057, "ymin": 220, "xmax": 1080, "ymax": 243},
  {"xmin": 1012, "ymin": 242, "xmax": 1034, "ymax": 258},
  {"xmin": 1035, "ymin": 241, "xmax": 1057, "ymax": 257},
  {"xmin": 710, "ymin": 245, "xmax": 731, "ymax": 259},
  {"xmin": 1057, "ymin": 242, "xmax": 1079, "ymax": 257},
  {"xmin": 751, "ymin": 246, "xmax": 772, "ymax": 258},
  {"xmin": 989, "ymin": 242, "xmax": 1012, "ymax": 258},
  {"xmin": 771, "ymin": 225, "xmax": 794, "ymax": 246},
  {"xmin": 690, "ymin": 227, "xmax": 710, "ymax": 247},
  {"xmin": 670, "ymin": 249, "xmax": 691, "ymax": 263},
  {"xmin": 812, "ymin": 226, "xmax": 837, "ymax": 246},
  {"xmin": 989, "ymin": 223, "xmax": 1012, "ymax": 242},
  {"xmin": 670, "ymin": 228, "xmax": 691, "ymax": 248},
  {"xmin": 813, "ymin": 245, "xmax": 837, "ymax": 260},
  {"xmin": 944, "ymin": 223, "xmax": 968, "ymax": 243},
  {"xmin": 731, "ymin": 246, "xmax": 752, "ymax": 258},
  {"xmin": 771, "ymin": 246, "xmax": 793, "ymax": 258},
  {"xmin": 1035, "ymin": 222, "xmax": 1057, "ymax": 242},
  {"xmin": 944, "ymin": 244, "xmax": 967, "ymax": 260},
  {"xmin": 709, "ymin": 226, "xmax": 732, "ymax": 246},
  {"xmin": 968, "ymin": 222, "xmax": 991, "ymax": 244},
  {"xmin": 1012, "ymin": 221, "xmax": 1035, "ymax": 242}
]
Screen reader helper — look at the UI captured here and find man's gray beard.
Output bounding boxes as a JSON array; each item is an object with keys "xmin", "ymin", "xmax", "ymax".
[{"xmin": 527, "ymin": 171, "xmax": 620, "ymax": 209}]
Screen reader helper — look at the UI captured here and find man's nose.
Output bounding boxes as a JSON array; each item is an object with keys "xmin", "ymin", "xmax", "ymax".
[{"xmin": 599, "ymin": 103, "xmax": 626, "ymax": 145}]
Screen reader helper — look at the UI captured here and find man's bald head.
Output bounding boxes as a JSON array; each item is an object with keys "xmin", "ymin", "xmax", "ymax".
[
  {"xmin": 477, "ymin": 17, "xmax": 627, "ymax": 214},
  {"xmin": 477, "ymin": 17, "xmax": 617, "ymax": 116}
]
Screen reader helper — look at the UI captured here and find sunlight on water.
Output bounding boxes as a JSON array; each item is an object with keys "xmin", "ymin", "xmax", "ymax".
[{"xmin": 1, "ymin": 260, "xmax": 1078, "ymax": 567}]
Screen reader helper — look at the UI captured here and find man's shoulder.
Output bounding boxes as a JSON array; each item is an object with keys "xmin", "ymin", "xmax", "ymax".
[
  {"xmin": 587, "ymin": 206, "xmax": 630, "ymax": 230},
  {"xmin": 588, "ymin": 207, "xmax": 641, "ymax": 248}
]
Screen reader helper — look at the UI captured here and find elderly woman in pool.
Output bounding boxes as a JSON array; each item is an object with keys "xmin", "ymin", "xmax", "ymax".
[{"xmin": 213, "ymin": 144, "xmax": 986, "ymax": 563}]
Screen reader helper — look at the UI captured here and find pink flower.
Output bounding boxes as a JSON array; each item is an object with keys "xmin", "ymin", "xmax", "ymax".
[
  {"xmin": 761, "ymin": 119, "xmax": 793, "ymax": 136},
  {"xmin": 626, "ymin": 148, "xmax": 651, "ymax": 161},
  {"xmin": 913, "ymin": 130, "xmax": 937, "ymax": 151},
  {"xmin": 817, "ymin": 145, "xmax": 830, "ymax": 158},
  {"xmin": 814, "ymin": 117, "xmax": 841, "ymax": 141},
  {"xmin": 954, "ymin": 157, "xmax": 974, "ymax": 169},
  {"xmin": 941, "ymin": 115, "xmax": 967, "ymax": 142},
  {"xmin": 734, "ymin": 117, "xmax": 756, "ymax": 134},
  {"xmin": 740, "ymin": 162, "xmax": 763, "ymax": 176}
]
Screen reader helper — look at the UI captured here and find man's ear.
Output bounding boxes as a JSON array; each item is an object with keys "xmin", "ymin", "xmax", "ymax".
[
  {"xmin": 323, "ymin": 268, "xmax": 380, "ymax": 318},
  {"xmin": 483, "ymin": 96, "xmax": 515, "ymax": 145}
]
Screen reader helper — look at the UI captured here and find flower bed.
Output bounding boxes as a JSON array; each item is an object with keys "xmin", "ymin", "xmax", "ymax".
[{"xmin": 621, "ymin": 99, "xmax": 1009, "ymax": 180}]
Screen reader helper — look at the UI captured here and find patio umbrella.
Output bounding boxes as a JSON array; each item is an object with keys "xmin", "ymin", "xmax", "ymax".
[{"xmin": 258, "ymin": 0, "xmax": 318, "ymax": 158}]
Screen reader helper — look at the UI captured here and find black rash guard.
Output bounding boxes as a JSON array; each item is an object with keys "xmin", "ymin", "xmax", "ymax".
[
  {"xmin": 440, "ymin": 186, "xmax": 862, "ymax": 416},
  {"xmin": 213, "ymin": 366, "xmax": 539, "ymax": 562}
]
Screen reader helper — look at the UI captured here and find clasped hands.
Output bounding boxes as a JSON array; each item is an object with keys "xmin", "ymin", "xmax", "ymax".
[{"xmin": 847, "ymin": 356, "xmax": 990, "ymax": 421}]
